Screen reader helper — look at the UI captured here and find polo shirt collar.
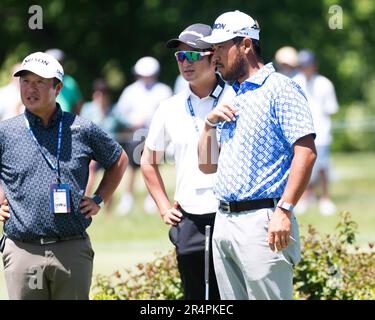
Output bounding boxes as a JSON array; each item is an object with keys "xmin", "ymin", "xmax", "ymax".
[
  {"xmin": 232, "ymin": 62, "xmax": 275, "ymax": 94},
  {"xmin": 185, "ymin": 86, "xmax": 213, "ymax": 102},
  {"xmin": 25, "ymin": 103, "xmax": 63, "ymax": 128}
]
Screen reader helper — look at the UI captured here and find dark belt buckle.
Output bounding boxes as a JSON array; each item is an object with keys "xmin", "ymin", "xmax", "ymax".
[
  {"xmin": 40, "ymin": 237, "xmax": 58, "ymax": 245},
  {"xmin": 220, "ymin": 201, "xmax": 231, "ymax": 213}
]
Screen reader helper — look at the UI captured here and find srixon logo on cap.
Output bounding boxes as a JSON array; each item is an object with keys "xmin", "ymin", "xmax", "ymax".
[
  {"xmin": 23, "ymin": 57, "xmax": 50, "ymax": 66},
  {"xmin": 213, "ymin": 23, "xmax": 226, "ymax": 30},
  {"xmin": 57, "ymin": 70, "xmax": 63, "ymax": 78}
]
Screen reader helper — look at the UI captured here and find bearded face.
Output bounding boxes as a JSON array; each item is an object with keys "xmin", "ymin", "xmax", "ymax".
[{"xmin": 213, "ymin": 40, "xmax": 249, "ymax": 82}]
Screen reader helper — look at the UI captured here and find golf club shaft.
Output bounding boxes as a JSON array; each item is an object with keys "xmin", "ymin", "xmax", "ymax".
[{"xmin": 205, "ymin": 225, "xmax": 211, "ymax": 300}]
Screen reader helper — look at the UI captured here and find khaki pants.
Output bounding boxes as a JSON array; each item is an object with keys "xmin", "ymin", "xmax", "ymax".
[
  {"xmin": 2, "ymin": 237, "xmax": 94, "ymax": 300},
  {"xmin": 213, "ymin": 207, "xmax": 301, "ymax": 300}
]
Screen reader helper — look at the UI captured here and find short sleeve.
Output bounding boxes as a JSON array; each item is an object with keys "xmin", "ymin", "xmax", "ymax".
[
  {"xmin": 274, "ymin": 80, "xmax": 316, "ymax": 146},
  {"xmin": 88, "ymin": 121, "xmax": 123, "ymax": 169},
  {"xmin": 145, "ymin": 104, "xmax": 170, "ymax": 152}
]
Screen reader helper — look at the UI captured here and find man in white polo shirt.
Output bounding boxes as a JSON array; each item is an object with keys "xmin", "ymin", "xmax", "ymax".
[{"xmin": 141, "ymin": 23, "xmax": 235, "ymax": 299}]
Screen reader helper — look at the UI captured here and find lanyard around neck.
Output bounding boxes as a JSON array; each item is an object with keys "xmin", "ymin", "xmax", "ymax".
[
  {"xmin": 187, "ymin": 97, "xmax": 219, "ymax": 135},
  {"xmin": 24, "ymin": 112, "xmax": 64, "ymax": 183}
]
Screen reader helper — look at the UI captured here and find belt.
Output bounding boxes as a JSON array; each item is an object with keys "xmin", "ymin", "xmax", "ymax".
[
  {"xmin": 178, "ymin": 206, "xmax": 216, "ymax": 219},
  {"xmin": 12, "ymin": 234, "xmax": 86, "ymax": 245},
  {"xmin": 219, "ymin": 198, "xmax": 280, "ymax": 213}
]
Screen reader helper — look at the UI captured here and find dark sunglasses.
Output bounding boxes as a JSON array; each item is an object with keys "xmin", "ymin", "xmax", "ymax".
[{"xmin": 174, "ymin": 50, "xmax": 213, "ymax": 63}]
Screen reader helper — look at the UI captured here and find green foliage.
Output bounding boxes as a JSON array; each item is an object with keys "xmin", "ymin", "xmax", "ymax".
[
  {"xmin": 0, "ymin": 0, "xmax": 374, "ymax": 110},
  {"xmin": 1, "ymin": 1, "xmax": 375, "ymax": 151},
  {"xmin": 92, "ymin": 212, "xmax": 374, "ymax": 300},
  {"xmin": 294, "ymin": 211, "xmax": 375, "ymax": 300},
  {"xmin": 91, "ymin": 250, "xmax": 183, "ymax": 300},
  {"xmin": 331, "ymin": 102, "xmax": 375, "ymax": 152}
]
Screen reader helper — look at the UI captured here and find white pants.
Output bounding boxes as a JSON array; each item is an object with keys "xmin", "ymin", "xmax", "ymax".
[{"xmin": 213, "ymin": 207, "xmax": 301, "ymax": 300}]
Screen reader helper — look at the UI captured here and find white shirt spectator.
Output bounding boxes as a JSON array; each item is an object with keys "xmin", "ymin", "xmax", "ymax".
[
  {"xmin": 145, "ymin": 85, "xmax": 235, "ymax": 214},
  {"xmin": 0, "ymin": 83, "xmax": 24, "ymax": 121},
  {"xmin": 293, "ymin": 72, "xmax": 339, "ymax": 146},
  {"xmin": 116, "ymin": 79, "xmax": 172, "ymax": 128}
]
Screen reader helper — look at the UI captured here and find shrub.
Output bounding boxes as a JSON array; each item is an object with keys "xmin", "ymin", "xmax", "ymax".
[
  {"xmin": 294, "ymin": 211, "xmax": 375, "ymax": 300},
  {"xmin": 92, "ymin": 212, "xmax": 374, "ymax": 300},
  {"xmin": 91, "ymin": 251, "xmax": 183, "ymax": 300}
]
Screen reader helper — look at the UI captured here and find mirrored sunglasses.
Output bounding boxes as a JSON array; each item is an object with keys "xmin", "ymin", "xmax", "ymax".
[{"xmin": 174, "ymin": 51, "xmax": 213, "ymax": 63}]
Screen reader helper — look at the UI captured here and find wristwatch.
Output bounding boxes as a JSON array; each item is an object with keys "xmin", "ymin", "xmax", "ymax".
[
  {"xmin": 205, "ymin": 116, "xmax": 219, "ymax": 128},
  {"xmin": 277, "ymin": 200, "xmax": 294, "ymax": 213},
  {"xmin": 91, "ymin": 194, "xmax": 104, "ymax": 209}
]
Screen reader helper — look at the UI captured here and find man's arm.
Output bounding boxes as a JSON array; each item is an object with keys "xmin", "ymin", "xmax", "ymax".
[
  {"xmin": 1, "ymin": 151, "xmax": 129, "ymax": 221},
  {"xmin": 198, "ymin": 124, "xmax": 220, "ymax": 174},
  {"xmin": 140, "ymin": 146, "xmax": 182, "ymax": 225},
  {"xmin": 80, "ymin": 150, "xmax": 128, "ymax": 218},
  {"xmin": 198, "ymin": 103, "xmax": 238, "ymax": 174},
  {"xmin": 268, "ymin": 134, "xmax": 317, "ymax": 252}
]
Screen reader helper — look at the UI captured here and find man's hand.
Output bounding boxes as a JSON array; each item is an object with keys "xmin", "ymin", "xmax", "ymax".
[
  {"xmin": 80, "ymin": 196, "xmax": 101, "ymax": 219},
  {"xmin": 206, "ymin": 103, "xmax": 238, "ymax": 125},
  {"xmin": 161, "ymin": 201, "xmax": 182, "ymax": 226},
  {"xmin": 0, "ymin": 199, "xmax": 10, "ymax": 223},
  {"xmin": 268, "ymin": 207, "xmax": 292, "ymax": 252}
]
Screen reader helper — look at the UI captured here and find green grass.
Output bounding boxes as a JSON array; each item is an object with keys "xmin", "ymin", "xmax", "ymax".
[
  {"xmin": 295, "ymin": 152, "xmax": 375, "ymax": 244},
  {"xmin": 1, "ymin": 152, "xmax": 374, "ymax": 299}
]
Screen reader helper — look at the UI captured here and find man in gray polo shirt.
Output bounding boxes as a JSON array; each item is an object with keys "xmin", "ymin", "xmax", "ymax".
[{"xmin": 0, "ymin": 51, "xmax": 128, "ymax": 299}]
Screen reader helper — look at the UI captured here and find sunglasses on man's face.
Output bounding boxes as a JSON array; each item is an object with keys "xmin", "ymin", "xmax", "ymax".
[{"xmin": 174, "ymin": 51, "xmax": 213, "ymax": 63}]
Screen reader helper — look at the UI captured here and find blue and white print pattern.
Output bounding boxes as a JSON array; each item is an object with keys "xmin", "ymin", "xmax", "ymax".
[{"xmin": 214, "ymin": 63, "xmax": 315, "ymax": 201}]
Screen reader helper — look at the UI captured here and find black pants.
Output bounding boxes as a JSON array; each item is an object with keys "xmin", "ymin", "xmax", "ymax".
[{"xmin": 169, "ymin": 209, "xmax": 220, "ymax": 300}]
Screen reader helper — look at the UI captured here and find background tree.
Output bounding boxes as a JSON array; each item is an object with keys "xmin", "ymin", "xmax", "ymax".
[{"xmin": 0, "ymin": 0, "xmax": 373, "ymax": 150}]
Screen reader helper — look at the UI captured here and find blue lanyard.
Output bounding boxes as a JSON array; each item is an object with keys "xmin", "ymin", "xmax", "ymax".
[
  {"xmin": 187, "ymin": 97, "xmax": 219, "ymax": 134},
  {"xmin": 24, "ymin": 112, "xmax": 64, "ymax": 183}
]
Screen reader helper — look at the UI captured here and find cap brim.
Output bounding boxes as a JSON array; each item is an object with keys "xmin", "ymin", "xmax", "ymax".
[
  {"xmin": 197, "ymin": 32, "xmax": 236, "ymax": 46},
  {"xmin": 13, "ymin": 66, "xmax": 62, "ymax": 82},
  {"xmin": 166, "ymin": 38, "xmax": 181, "ymax": 49}
]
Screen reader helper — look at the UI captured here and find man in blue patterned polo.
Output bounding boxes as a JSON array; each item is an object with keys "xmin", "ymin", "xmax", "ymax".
[
  {"xmin": 0, "ymin": 52, "xmax": 128, "ymax": 299},
  {"xmin": 197, "ymin": 11, "xmax": 317, "ymax": 300}
]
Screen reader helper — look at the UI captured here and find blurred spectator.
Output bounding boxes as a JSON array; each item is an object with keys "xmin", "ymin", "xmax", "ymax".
[
  {"xmin": 293, "ymin": 49, "xmax": 339, "ymax": 215},
  {"xmin": 80, "ymin": 78, "xmax": 129, "ymax": 214},
  {"xmin": 0, "ymin": 62, "xmax": 24, "ymax": 120},
  {"xmin": 274, "ymin": 46, "xmax": 299, "ymax": 78},
  {"xmin": 80, "ymin": 79, "xmax": 113, "ymax": 196},
  {"xmin": 115, "ymin": 56, "xmax": 172, "ymax": 215},
  {"xmin": 80, "ymin": 78, "xmax": 119, "ymax": 137},
  {"xmin": 45, "ymin": 48, "xmax": 83, "ymax": 114}
]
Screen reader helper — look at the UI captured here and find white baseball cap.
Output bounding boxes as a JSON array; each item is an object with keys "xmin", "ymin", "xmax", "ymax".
[
  {"xmin": 45, "ymin": 48, "xmax": 65, "ymax": 62},
  {"xmin": 198, "ymin": 10, "xmax": 260, "ymax": 46},
  {"xmin": 133, "ymin": 56, "xmax": 160, "ymax": 77},
  {"xmin": 13, "ymin": 51, "xmax": 64, "ymax": 82},
  {"xmin": 275, "ymin": 46, "xmax": 298, "ymax": 68}
]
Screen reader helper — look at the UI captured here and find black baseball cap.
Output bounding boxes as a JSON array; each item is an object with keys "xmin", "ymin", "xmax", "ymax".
[{"xmin": 166, "ymin": 23, "xmax": 212, "ymax": 50}]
